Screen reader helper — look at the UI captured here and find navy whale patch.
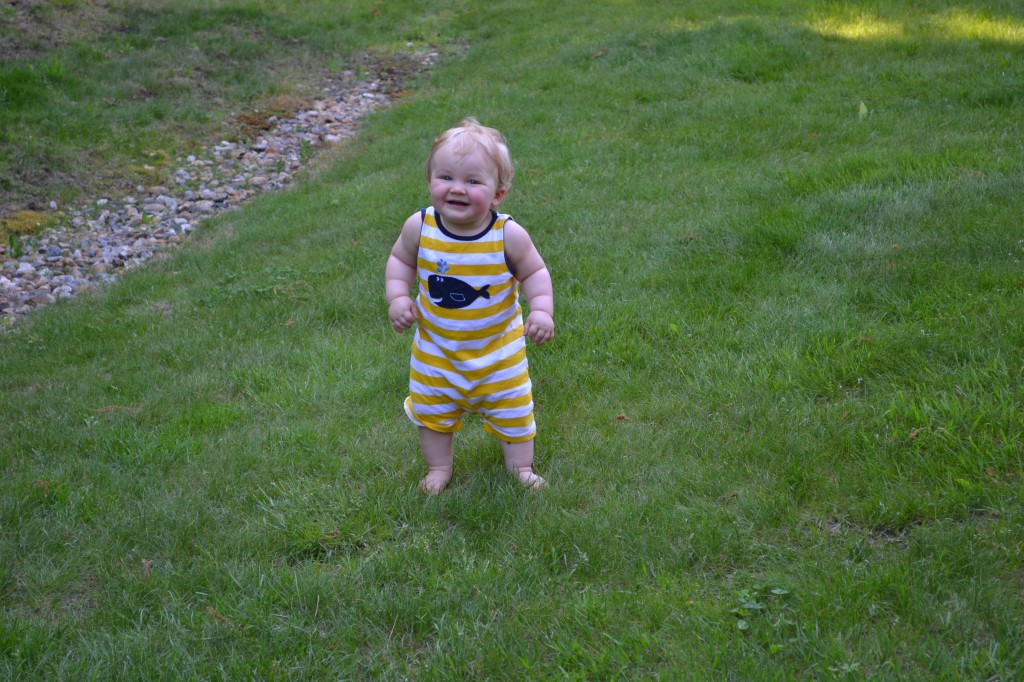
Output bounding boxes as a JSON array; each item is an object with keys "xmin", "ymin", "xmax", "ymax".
[{"xmin": 428, "ymin": 275, "xmax": 490, "ymax": 309}]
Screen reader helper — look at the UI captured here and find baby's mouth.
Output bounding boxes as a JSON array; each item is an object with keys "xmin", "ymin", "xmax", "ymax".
[{"xmin": 446, "ymin": 199, "xmax": 470, "ymax": 207}]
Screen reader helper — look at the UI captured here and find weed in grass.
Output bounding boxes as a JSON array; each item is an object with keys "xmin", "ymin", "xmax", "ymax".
[{"xmin": 6, "ymin": 232, "xmax": 23, "ymax": 258}]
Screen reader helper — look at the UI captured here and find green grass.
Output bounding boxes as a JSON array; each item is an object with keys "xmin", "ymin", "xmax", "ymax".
[
  {"xmin": 0, "ymin": 0, "xmax": 458, "ymax": 209},
  {"xmin": 3, "ymin": 0, "xmax": 1024, "ymax": 679}
]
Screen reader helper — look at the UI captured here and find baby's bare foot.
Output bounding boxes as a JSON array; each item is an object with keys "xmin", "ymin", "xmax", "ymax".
[
  {"xmin": 420, "ymin": 470, "xmax": 452, "ymax": 495},
  {"xmin": 516, "ymin": 470, "xmax": 547, "ymax": 490}
]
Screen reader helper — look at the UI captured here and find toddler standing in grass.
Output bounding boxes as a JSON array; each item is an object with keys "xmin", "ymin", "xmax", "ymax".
[{"xmin": 385, "ymin": 118, "xmax": 554, "ymax": 494}]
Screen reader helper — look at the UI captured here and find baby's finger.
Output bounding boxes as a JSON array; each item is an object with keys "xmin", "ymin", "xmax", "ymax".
[{"xmin": 527, "ymin": 325, "xmax": 549, "ymax": 345}]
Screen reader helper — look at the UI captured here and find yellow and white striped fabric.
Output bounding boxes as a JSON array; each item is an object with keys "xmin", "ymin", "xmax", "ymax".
[{"xmin": 403, "ymin": 207, "xmax": 535, "ymax": 442}]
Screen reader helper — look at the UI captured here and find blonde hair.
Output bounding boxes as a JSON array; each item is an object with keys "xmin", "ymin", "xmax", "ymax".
[{"xmin": 425, "ymin": 117, "xmax": 515, "ymax": 192}]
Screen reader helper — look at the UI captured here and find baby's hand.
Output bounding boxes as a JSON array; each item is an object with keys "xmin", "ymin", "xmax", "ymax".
[
  {"xmin": 524, "ymin": 310, "xmax": 554, "ymax": 345},
  {"xmin": 389, "ymin": 296, "xmax": 418, "ymax": 332}
]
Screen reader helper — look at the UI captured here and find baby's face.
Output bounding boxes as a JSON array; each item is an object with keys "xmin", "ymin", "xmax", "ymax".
[{"xmin": 428, "ymin": 143, "xmax": 506, "ymax": 234}]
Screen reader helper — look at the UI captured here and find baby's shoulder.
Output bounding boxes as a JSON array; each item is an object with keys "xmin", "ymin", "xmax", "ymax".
[
  {"xmin": 402, "ymin": 210, "xmax": 425, "ymax": 231},
  {"xmin": 502, "ymin": 217, "xmax": 532, "ymax": 243}
]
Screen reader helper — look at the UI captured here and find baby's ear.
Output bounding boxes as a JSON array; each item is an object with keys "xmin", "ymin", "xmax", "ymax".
[{"xmin": 491, "ymin": 187, "xmax": 508, "ymax": 207}]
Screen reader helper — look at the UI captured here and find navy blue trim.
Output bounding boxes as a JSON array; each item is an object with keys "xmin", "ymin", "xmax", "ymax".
[
  {"xmin": 435, "ymin": 210, "xmax": 497, "ymax": 242},
  {"xmin": 427, "ymin": 207, "xmax": 518, "ymax": 276},
  {"xmin": 503, "ymin": 215, "xmax": 517, "ymax": 276}
]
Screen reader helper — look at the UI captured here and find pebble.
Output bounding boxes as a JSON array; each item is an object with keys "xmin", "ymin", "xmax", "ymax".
[{"xmin": 1, "ymin": 51, "xmax": 439, "ymax": 327}]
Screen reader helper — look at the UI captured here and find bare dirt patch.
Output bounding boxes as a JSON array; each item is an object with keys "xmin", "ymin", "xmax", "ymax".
[{"xmin": 1, "ymin": 0, "xmax": 119, "ymax": 62}]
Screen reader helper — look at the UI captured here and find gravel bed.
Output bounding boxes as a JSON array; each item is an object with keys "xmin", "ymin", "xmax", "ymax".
[{"xmin": 1, "ymin": 50, "xmax": 438, "ymax": 327}]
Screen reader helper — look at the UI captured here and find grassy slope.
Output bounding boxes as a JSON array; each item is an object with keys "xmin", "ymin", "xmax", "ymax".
[
  {"xmin": 2, "ymin": 0, "xmax": 1023, "ymax": 678},
  {"xmin": 0, "ymin": 0, "xmax": 456, "ymax": 209}
]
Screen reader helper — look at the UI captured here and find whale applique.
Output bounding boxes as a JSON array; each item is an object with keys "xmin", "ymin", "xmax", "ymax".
[{"xmin": 428, "ymin": 275, "xmax": 490, "ymax": 309}]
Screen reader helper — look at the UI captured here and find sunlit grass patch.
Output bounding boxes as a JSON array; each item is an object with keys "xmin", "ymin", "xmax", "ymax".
[
  {"xmin": 810, "ymin": 5, "xmax": 1024, "ymax": 44},
  {"xmin": 810, "ymin": 14, "xmax": 906, "ymax": 41},
  {"xmin": 932, "ymin": 10, "xmax": 1024, "ymax": 43}
]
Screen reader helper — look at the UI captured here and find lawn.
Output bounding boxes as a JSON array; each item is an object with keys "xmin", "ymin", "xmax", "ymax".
[{"xmin": 2, "ymin": 0, "xmax": 1023, "ymax": 679}]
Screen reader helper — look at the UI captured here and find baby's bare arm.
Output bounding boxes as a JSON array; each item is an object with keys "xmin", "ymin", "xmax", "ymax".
[
  {"xmin": 505, "ymin": 220, "xmax": 554, "ymax": 345},
  {"xmin": 386, "ymin": 214, "xmax": 421, "ymax": 332}
]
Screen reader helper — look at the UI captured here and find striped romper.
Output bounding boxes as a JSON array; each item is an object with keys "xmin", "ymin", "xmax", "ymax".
[{"xmin": 403, "ymin": 206, "xmax": 536, "ymax": 443}]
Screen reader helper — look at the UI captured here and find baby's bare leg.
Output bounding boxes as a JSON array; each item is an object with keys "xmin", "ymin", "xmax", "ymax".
[
  {"xmin": 419, "ymin": 427, "xmax": 454, "ymax": 494},
  {"xmin": 500, "ymin": 438, "xmax": 547, "ymax": 490}
]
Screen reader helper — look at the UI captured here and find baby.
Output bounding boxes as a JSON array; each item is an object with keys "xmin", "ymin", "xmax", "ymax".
[{"xmin": 385, "ymin": 118, "xmax": 554, "ymax": 493}]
